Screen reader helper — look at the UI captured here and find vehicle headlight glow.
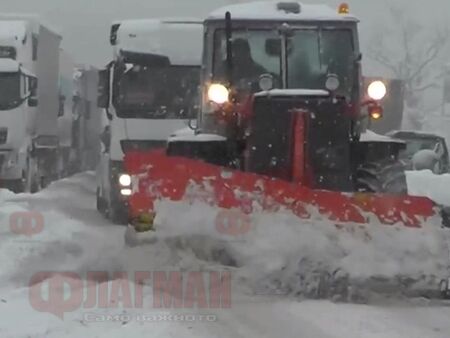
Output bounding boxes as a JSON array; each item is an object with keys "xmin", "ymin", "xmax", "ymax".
[
  {"xmin": 118, "ymin": 173, "xmax": 131, "ymax": 187},
  {"xmin": 120, "ymin": 188, "xmax": 132, "ymax": 196},
  {"xmin": 207, "ymin": 83, "xmax": 229, "ymax": 104},
  {"xmin": 368, "ymin": 81, "xmax": 387, "ymax": 100}
]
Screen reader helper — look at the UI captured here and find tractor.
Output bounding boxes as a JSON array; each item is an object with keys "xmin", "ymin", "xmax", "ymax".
[{"xmin": 122, "ymin": 1, "xmax": 448, "ymax": 246}]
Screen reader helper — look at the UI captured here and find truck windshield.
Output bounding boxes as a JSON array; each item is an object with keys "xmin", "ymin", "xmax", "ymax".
[
  {"xmin": 113, "ymin": 65, "xmax": 200, "ymax": 119},
  {"xmin": 213, "ymin": 28, "xmax": 355, "ymax": 96},
  {"xmin": 0, "ymin": 72, "xmax": 21, "ymax": 109}
]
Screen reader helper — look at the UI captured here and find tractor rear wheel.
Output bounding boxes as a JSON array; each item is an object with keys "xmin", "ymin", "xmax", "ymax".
[{"xmin": 355, "ymin": 159, "xmax": 407, "ymax": 194}]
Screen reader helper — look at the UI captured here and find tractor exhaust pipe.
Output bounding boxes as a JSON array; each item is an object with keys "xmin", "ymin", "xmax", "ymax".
[{"xmin": 225, "ymin": 11, "xmax": 233, "ymax": 87}]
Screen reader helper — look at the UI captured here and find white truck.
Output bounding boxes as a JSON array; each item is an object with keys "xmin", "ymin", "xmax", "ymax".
[
  {"xmin": 0, "ymin": 17, "xmax": 61, "ymax": 192},
  {"xmin": 96, "ymin": 18, "xmax": 203, "ymax": 223}
]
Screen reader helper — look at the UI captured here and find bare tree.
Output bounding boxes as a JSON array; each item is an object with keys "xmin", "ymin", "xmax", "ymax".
[{"xmin": 367, "ymin": 5, "xmax": 448, "ymax": 129}]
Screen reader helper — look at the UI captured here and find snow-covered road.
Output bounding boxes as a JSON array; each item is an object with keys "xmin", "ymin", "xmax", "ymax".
[{"xmin": 1, "ymin": 172, "xmax": 450, "ymax": 338}]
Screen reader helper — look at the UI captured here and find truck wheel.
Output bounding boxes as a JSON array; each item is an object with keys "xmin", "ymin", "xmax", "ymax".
[
  {"xmin": 96, "ymin": 188, "xmax": 107, "ymax": 215},
  {"xmin": 3, "ymin": 179, "xmax": 25, "ymax": 194},
  {"xmin": 107, "ymin": 196, "xmax": 129, "ymax": 225},
  {"xmin": 25, "ymin": 161, "xmax": 40, "ymax": 193},
  {"xmin": 355, "ymin": 160, "xmax": 407, "ymax": 194}
]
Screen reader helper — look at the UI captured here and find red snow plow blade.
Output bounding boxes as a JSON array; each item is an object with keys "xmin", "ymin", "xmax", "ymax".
[{"xmin": 124, "ymin": 150, "xmax": 440, "ymax": 229}]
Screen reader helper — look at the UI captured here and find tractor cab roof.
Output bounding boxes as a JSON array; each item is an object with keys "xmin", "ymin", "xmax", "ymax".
[{"xmin": 206, "ymin": 1, "xmax": 358, "ymax": 23}]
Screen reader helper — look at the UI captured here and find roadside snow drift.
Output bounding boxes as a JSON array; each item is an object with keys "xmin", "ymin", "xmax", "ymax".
[
  {"xmin": 406, "ymin": 170, "xmax": 450, "ymax": 206},
  {"xmin": 145, "ymin": 199, "xmax": 449, "ymax": 298}
]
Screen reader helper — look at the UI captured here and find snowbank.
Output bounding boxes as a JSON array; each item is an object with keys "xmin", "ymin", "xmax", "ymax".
[
  {"xmin": 148, "ymin": 199, "xmax": 448, "ymax": 298},
  {"xmin": 406, "ymin": 170, "xmax": 450, "ymax": 206}
]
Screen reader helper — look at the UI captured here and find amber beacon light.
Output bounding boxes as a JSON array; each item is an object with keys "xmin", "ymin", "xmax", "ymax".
[{"xmin": 338, "ymin": 3, "xmax": 350, "ymax": 14}]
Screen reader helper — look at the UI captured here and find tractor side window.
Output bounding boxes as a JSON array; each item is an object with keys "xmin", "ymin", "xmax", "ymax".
[{"xmin": 321, "ymin": 29, "xmax": 354, "ymax": 95}]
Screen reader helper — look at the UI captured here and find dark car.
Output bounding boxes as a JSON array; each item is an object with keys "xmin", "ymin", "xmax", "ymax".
[{"xmin": 387, "ymin": 130, "xmax": 450, "ymax": 174}]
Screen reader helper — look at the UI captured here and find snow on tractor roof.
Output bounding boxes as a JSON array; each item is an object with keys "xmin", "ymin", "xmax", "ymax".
[
  {"xmin": 360, "ymin": 130, "xmax": 405, "ymax": 144},
  {"xmin": 207, "ymin": 1, "xmax": 358, "ymax": 22},
  {"xmin": 0, "ymin": 58, "xmax": 20, "ymax": 72},
  {"xmin": 113, "ymin": 18, "xmax": 203, "ymax": 66}
]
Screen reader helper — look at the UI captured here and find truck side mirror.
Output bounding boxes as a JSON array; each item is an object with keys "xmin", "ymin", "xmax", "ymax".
[
  {"xmin": 97, "ymin": 68, "xmax": 110, "ymax": 109},
  {"xmin": 100, "ymin": 126, "xmax": 111, "ymax": 153},
  {"xmin": 28, "ymin": 76, "xmax": 38, "ymax": 107}
]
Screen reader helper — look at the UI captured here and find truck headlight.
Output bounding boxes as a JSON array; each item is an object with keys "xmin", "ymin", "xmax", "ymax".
[
  {"xmin": 367, "ymin": 81, "xmax": 387, "ymax": 100},
  {"xmin": 208, "ymin": 83, "xmax": 229, "ymax": 104},
  {"xmin": 120, "ymin": 188, "xmax": 132, "ymax": 196},
  {"xmin": 118, "ymin": 173, "xmax": 131, "ymax": 187}
]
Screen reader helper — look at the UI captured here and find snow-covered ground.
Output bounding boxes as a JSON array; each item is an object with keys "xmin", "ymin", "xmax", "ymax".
[{"xmin": 1, "ymin": 172, "xmax": 450, "ymax": 338}]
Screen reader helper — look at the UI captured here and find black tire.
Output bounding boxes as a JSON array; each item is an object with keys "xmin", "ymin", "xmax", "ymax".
[
  {"xmin": 439, "ymin": 279, "xmax": 450, "ymax": 299},
  {"xmin": 96, "ymin": 188, "xmax": 107, "ymax": 215},
  {"xmin": 3, "ymin": 179, "xmax": 25, "ymax": 193},
  {"xmin": 107, "ymin": 195, "xmax": 129, "ymax": 225},
  {"xmin": 355, "ymin": 159, "xmax": 407, "ymax": 194},
  {"xmin": 30, "ymin": 178, "xmax": 40, "ymax": 194}
]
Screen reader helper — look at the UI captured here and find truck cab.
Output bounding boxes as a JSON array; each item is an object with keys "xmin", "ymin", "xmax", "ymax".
[
  {"xmin": 96, "ymin": 18, "xmax": 203, "ymax": 223},
  {"xmin": 0, "ymin": 20, "xmax": 39, "ymax": 192}
]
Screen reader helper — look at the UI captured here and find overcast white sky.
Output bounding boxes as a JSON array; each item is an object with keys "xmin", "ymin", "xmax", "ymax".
[{"xmin": 0, "ymin": 0, "xmax": 447, "ymax": 69}]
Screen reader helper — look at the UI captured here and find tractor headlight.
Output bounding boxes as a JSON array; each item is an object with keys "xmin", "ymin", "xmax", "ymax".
[
  {"xmin": 368, "ymin": 81, "xmax": 387, "ymax": 100},
  {"xmin": 208, "ymin": 83, "xmax": 229, "ymax": 104},
  {"xmin": 118, "ymin": 173, "xmax": 131, "ymax": 187},
  {"xmin": 325, "ymin": 74, "xmax": 340, "ymax": 92},
  {"xmin": 259, "ymin": 74, "xmax": 274, "ymax": 91}
]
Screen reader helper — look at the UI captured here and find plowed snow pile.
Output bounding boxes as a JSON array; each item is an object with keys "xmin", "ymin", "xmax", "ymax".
[
  {"xmin": 406, "ymin": 170, "xmax": 450, "ymax": 206},
  {"xmin": 144, "ymin": 200, "xmax": 449, "ymax": 299}
]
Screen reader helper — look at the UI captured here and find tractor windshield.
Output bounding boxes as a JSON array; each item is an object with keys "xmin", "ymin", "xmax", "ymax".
[
  {"xmin": 288, "ymin": 29, "xmax": 354, "ymax": 96},
  {"xmin": 213, "ymin": 29, "xmax": 281, "ymax": 88},
  {"xmin": 213, "ymin": 28, "xmax": 355, "ymax": 96},
  {"xmin": 113, "ymin": 64, "xmax": 200, "ymax": 119}
]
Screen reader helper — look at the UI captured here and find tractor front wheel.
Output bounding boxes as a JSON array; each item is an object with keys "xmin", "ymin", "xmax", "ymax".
[{"xmin": 355, "ymin": 159, "xmax": 407, "ymax": 194}]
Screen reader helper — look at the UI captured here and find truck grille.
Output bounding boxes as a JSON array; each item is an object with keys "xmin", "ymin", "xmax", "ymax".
[{"xmin": 0, "ymin": 128, "xmax": 7, "ymax": 144}]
